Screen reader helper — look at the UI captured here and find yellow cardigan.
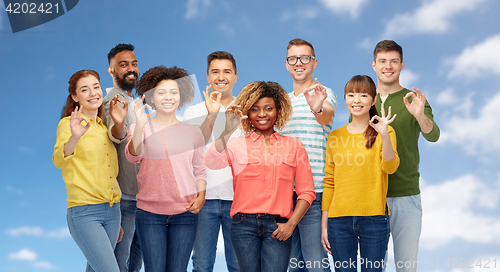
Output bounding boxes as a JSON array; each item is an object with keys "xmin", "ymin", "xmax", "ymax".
[
  {"xmin": 53, "ymin": 115, "xmax": 121, "ymax": 208},
  {"xmin": 322, "ymin": 124, "xmax": 399, "ymax": 217}
]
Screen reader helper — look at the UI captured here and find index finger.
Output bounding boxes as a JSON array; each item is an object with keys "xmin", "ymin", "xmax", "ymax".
[{"xmin": 314, "ymin": 78, "xmax": 323, "ymax": 87}]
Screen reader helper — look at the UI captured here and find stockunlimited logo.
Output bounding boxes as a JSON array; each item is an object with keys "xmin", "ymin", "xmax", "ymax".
[{"xmin": 3, "ymin": 0, "xmax": 79, "ymax": 33}]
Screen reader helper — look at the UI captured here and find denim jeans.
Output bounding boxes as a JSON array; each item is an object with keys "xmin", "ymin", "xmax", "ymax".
[
  {"xmin": 114, "ymin": 199, "xmax": 142, "ymax": 272},
  {"xmin": 192, "ymin": 199, "xmax": 239, "ymax": 272},
  {"xmin": 67, "ymin": 202, "xmax": 121, "ymax": 272},
  {"xmin": 327, "ymin": 211, "xmax": 390, "ymax": 272},
  {"xmin": 231, "ymin": 213, "xmax": 292, "ymax": 272},
  {"xmin": 135, "ymin": 208, "xmax": 197, "ymax": 272},
  {"xmin": 386, "ymin": 194, "xmax": 422, "ymax": 272},
  {"xmin": 289, "ymin": 192, "xmax": 330, "ymax": 272}
]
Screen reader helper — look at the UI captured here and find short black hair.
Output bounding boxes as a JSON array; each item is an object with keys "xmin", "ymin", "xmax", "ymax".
[
  {"xmin": 207, "ymin": 51, "xmax": 237, "ymax": 74},
  {"xmin": 108, "ymin": 43, "xmax": 135, "ymax": 64}
]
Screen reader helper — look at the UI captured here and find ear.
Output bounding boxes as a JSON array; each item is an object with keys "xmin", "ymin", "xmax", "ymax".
[
  {"xmin": 71, "ymin": 94, "xmax": 79, "ymax": 103},
  {"xmin": 234, "ymin": 72, "xmax": 238, "ymax": 83},
  {"xmin": 206, "ymin": 73, "xmax": 210, "ymax": 84},
  {"xmin": 401, "ymin": 61, "xmax": 405, "ymax": 71},
  {"xmin": 372, "ymin": 61, "xmax": 376, "ymax": 71},
  {"xmin": 312, "ymin": 58, "xmax": 318, "ymax": 69},
  {"xmin": 372, "ymin": 95, "xmax": 377, "ymax": 106},
  {"xmin": 108, "ymin": 67, "xmax": 114, "ymax": 77}
]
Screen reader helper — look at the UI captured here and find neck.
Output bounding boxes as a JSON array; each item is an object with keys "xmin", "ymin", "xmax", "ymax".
[
  {"xmin": 376, "ymin": 80, "xmax": 403, "ymax": 97},
  {"xmin": 82, "ymin": 108, "xmax": 98, "ymax": 121},
  {"xmin": 293, "ymin": 77, "xmax": 316, "ymax": 96},
  {"xmin": 152, "ymin": 112, "xmax": 180, "ymax": 126},
  {"xmin": 348, "ymin": 114, "xmax": 370, "ymax": 134},
  {"xmin": 220, "ymin": 93, "xmax": 235, "ymax": 108}
]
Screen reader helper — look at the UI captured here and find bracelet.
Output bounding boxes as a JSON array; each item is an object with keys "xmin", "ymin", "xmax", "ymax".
[{"xmin": 311, "ymin": 107, "xmax": 323, "ymax": 116}]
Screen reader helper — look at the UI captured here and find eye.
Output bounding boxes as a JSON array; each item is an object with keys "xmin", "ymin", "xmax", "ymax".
[
  {"xmin": 266, "ymin": 107, "xmax": 273, "ymax": 111},
  {"xmin": 251, "ymin": 108, "xmax": 258, "ymax": 112}
]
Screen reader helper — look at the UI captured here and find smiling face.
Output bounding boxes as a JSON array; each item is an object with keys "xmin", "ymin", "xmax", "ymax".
[
  {"xmin": 248, "ymin": 97, "xmax": 277, "ymax": 137},
  {"xmin": 151, "ymin": 79, "xmax": 180, "ymax": 114},
  {"xmin": 71, "ymin": 75, "xmax": 103, "ymax": 118},
  {"xmin": 286, "ymin": 44, "xmax": 317, "ymax": 83},
  {"xmin": 207, "ymin": 59, "xmax": 238, "ymax": 97},
  {"xmin": 372, "ymin": 50, "xmax": 404, "ymax": 87},
  {"xmin": 110, "ymin": 50, "xmax": 139, "ymax": 91},
  {"xmin": 345, "ymin": 91, "xmax": 376, "ymax": 118}
]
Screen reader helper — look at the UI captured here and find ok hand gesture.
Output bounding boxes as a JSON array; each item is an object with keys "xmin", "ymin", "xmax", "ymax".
[
  {"xmin": 404, "ymin": 87, "xmax": 426, "ymax": 120},
  {"xmin": 224, "ymin": 105, "xmax": 247, "ymax": 134},
  {"xmin": 134, "ymin": 95, "xmax": 155, "ymax": 128},
  {"xmin": 303, "ymin": 78, "xmax": 327, "ymax": 113},
  {"xmin": 69, "ymin": 106, "xmax": 90, "ymax": 139},
  {"xmin": 109, "ymin": 94, "xmax": 128, "ymax": 128},
  {"xmin": 203, "ymin": 85, "xmax": 222, "ymax": 114},
  {"xmin": 369, "ymin": 103, "xmax": 396, "ymax": 137}
]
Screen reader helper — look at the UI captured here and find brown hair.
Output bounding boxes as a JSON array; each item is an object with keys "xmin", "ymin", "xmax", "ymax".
[
  {"xmin": 287, "ymin": 38, "xmax": 315, "ymax": 57},
  {"xmin": 63, "ymin": 70, "xmax": 103, "ymax": 118},
  {"xmin": 373, "ymin": 40, "xmax": 403, "ymax": 62},
  {"xmin": 344, "ymin": 75, "xmax": 378, "ymax": 148},
  {"xmin": 234, "ymin": 81, "xmax": 292, "ymax": 134},
  {"xmin": 207, "ymin": 51, "xmax": 237, "ymax": 74},
  {"xmin": 136, "ymin": 66, "xmax": 194, "ymax": 110}
]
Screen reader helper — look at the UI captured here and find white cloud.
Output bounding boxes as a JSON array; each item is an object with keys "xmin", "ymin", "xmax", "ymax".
[
  {"xmin": 318, "ymin": 0, "xmax": 369, "ymax": 18},
  {"xmin": 9, "ymin": 249, "xmax": 37, "ymax": 261},
  {"xmin": 383, "ymin": 0, "xmax": 488, "ymax": 37},
  {"xmin": 218, "ymin": 24, "xmax": 235, "ymax": 36},
  {"xmin": 33, "ymin": 261, "xmax": 54, "ymax": 269},
  {"xmin": 439, "ymin": 91, "xmax": 500, "ymax": 156},
  {"xmin": 446, "ymin": 34, "xmax": 500, "ymax": 79},
  {"xmin": 185, "ymin": 0, "xmax": 211, "ymax": 20},
  {"xmin": 435, "ymin": 88, "xmax": 458, "ymax": 105},
  {"xmin": 399, "ymin": 69, "xmax": 419, "ymax": 89},
  {"xmin": 6, "ymin": 186, "xmax": 24, "ymax": 194},
  {"xmin": 7, "ymin": 226, "xmax": 70, "ymax": 239},
  {"xmin": 281, "ymin": 7, "xmax": 318, "ymax": 22},
  {"xmin": 421, "ymin": 174, "xmax": 500, "ymax": 249}
]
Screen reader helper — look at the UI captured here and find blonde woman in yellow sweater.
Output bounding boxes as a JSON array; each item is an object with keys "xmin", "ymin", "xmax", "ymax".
[{"xmin": 321, "ymin": 75, "xmax": 399, "ymax": 272}]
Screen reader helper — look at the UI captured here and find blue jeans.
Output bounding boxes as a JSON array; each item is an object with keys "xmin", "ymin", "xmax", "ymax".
[
  {"xmin": 327, "ymin": 211, "xmax": 390, "ymax": 272},
  {"xmin": 135, "ymin": 208, "xmax": 197, "ymax": 272},
  {"xmin": 192, "ymin": 199, "xmax": 239, "ymax": 272},
  {"xmin": 114, "ymin": 199, "xmax": 142, "ymax": 272},
  {"xmin": 386, "ymin": 195, "xmax": 422, "ymax": 272},
  {"xmin": 231, "ymin": 213, "xmax": 292, "ymax": 272},
  {"xmin": 67, "ymin": 203, "xmax": 121, "ymax": 272},
  {"xmin": 289, "ymin": 192, "xmax": 330, "ymax": 272}
]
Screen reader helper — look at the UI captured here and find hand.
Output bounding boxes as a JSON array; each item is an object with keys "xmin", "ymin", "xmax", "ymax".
[
  {"xmin": 303, "ymin": 78, "xmax": 327, "ymax": 113},
  {"xmin": 69, "ymin": 106, "xmax": 90, "ymax": 139},
  {"xmin": 271, "ymin": 222, "xmax": 294, "ymax": 241},
  {"xmin": 186, "ymin": 195, "xmax": 205, "ymax": 214},
  {"xmin": 134, "ymin": 95, "xmax": 155, "ymax": 127},
  {"xmin": 321, "ymin": 225, "xmax": 331, "ymax": 254},
  {"xmin": 117, "ymin": 226, "xmax": 123, "ymax": 243},
  {"xmin": 224, "ymin": 105, "xmax": 247, "ymax": 134},
  {"xmin": 403, "ymin": 87, "xmax": 426, "ymax": 120},
  {"xmin": 203, "ymin": 85, "xmax": 221, "ymax": 114},
  {"xmin": 109, "ymin": 94, "xmax": 128, "ymax": 127},
  {"xmin": 369, "ymin": 103, "xmax": 396, "ymax": 137}
]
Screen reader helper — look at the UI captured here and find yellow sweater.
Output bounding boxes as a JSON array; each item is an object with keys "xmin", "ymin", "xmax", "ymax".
[
  {"xmin": 53, "ymin": 115, "xmax": 121, "ymax": 208},
  {"xmin": 322, "ymin": 124, "xmax": 399, "ymax": 217}
]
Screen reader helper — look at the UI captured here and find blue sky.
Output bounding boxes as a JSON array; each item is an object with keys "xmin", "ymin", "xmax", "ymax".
[{"xmin": 1, "ymin": 0, "xmax": 500, "ymax": 271}]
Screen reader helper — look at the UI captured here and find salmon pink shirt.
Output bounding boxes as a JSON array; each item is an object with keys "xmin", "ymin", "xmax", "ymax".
[{"xmin": 204, "ymin": 131, "xmax": 316, "ymax": 219}]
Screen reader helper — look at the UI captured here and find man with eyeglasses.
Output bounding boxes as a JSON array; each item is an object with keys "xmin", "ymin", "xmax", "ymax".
[{"xmin": 281, "ymin": 38, "xmax": 338, "ymax": 272}]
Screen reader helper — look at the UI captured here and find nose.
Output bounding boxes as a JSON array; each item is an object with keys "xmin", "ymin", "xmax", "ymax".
[
  {"xmin": 353, "ymin": 94, "xmax": 360, "ymax": 102},
  {"xmin": 218, "ymin": 72, "xmax": 224, "ymax": 81},
  {"xmin": 258, "ymin": 108, "xmax": 266, "ymax": 117}
]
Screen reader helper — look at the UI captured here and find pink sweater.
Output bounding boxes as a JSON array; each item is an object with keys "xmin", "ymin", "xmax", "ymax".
[{"xmin": 126, "ymin": 121, "xmax": 206, "ymax": 215}]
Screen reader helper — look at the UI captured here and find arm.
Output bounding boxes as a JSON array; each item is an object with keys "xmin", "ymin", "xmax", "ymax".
[
  {"xmin": 186, "ymin": 131, "xmax": 207, "ymax": 213},
  {"xmin": 271, "ymin": 199, "xmax": 310, "ymax": 241},
  {"xmin": 63, "ymin": 107, "xmax": 90, "ymax": 157},
  {"xmin": 369, "ymin": 103, "xmax": 397, "ymax": 162},
  {"xmin": 321, "ymin": 210, "xmax": 331, "ymax": 254},
  {"xmin": 214, "ymin": 105, "xmax": 247, "ymax": 153},
  {"xmin": 403, "ymin": 87, "xmax": 435, "ymax": 135},
  {"xmin": 128, "ymin": 95, "xmax": 155, "ymax": 156},
  {"xmin": 183, "ymin": 86, "xmax": 222, "ymax": 144},
  {"xmin": 321, "ymin": 135, "xmax": 335, "ymax": 252}
]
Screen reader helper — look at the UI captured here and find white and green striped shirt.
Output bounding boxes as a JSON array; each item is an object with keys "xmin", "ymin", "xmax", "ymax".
[{"xmin": 280, "ymin": 87, "xmax": 338, "ymax": 192}]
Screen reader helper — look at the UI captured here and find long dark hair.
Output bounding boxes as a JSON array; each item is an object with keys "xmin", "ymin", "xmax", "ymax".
[
  {"xmin": 63, "ymin": 70, "xmax": 103, "ymax": 118},
  {"xmin": 344, "ymin": 75, "xmax": 378, "ymax": 148}
]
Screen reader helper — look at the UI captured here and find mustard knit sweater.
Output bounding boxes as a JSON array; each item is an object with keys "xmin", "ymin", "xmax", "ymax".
[{"xmin": 322, "ymin": 124, "xmax": 399, "ymax": 217}]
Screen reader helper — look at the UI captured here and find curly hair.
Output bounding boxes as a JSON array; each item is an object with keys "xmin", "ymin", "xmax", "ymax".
[
  {"xmin": 63, "ymin": 70, "xmax": 103, "ymax": 118},
  {"xmin": 135, "ymin": 66, "xmax": 194, "ymax": 110},
  {"xmin": 234, "ymin": 81, "xmax": 292, "ymax": 134}
]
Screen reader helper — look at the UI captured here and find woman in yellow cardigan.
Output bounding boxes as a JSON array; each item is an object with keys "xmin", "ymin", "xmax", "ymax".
[
  {"xmin": 53, "ymin": 70, "xmax": 127, "ymax": 272},
  {"xmin": 321, "ymin": 75, "xmax": 399, "ymax": 272}
]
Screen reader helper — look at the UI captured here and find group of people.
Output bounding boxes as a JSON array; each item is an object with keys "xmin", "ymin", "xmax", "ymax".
[{"xmin": 53, "ymin": 38, "xmax": 439, "ymax": 272}]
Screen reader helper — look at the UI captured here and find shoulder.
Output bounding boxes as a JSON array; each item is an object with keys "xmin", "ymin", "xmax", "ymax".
[{"xmin": 183, "ymin": 101, "xmax": 206, "ymax": 116}]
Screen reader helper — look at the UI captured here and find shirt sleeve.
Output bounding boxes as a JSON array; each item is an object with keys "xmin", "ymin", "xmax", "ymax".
[
  {"xmin": 125, "ymin": 122, "xmax": 142, "ymax": 164},
  {"xmin": 192, "ymin": 129, "xmax": 207, "ymax": 182},
  {"xmin": 52, "ymin": 118, "xmax": 75, "ymax": 169},
  {"xmin": 322, "ymin": 134, "xmax": 336, "ymax": 211},
  {"xmin": 381, "ymin": 126, "xmax": 400, "ymax": 175},
  {"xmin": 204, "ymin": 140, "xmax": 232, "ymax": 170},
  {"xmin": 421, "ymin": 100, "xmax": 440, "ymax": 142},
  {"xmin": 294, "ymin": 141, "xmax": 316, "ymax": 205},
  {"xmin": 325, "ymin": 87, "xmax": 339, "ymax": 114}
]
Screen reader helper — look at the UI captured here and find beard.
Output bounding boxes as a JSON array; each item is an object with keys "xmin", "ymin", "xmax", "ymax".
[{"xmin": 114, "ymin": 70, "xmax": 138, "ymax": 91}]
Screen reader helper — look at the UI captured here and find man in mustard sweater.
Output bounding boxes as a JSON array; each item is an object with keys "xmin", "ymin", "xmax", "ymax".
[{"xmin": 372, "ymin": 40, "xmax": 440, "ymax": 272}]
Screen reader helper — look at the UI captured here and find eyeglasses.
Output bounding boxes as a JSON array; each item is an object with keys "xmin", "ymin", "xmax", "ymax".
[{"xmin": 286, "ymin": 55, "xmax": 316, "ymax": 65}]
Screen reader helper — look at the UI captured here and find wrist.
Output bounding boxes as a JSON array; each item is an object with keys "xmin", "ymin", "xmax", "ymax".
[{"xmin": 311, "ymin": 107, "xmax": 323, "ymax": 115}]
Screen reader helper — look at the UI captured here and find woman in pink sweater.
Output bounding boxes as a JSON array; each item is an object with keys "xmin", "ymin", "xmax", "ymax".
[{"xmin": 125, "ymin": 66, "xmax": 206, "ymax": 272}]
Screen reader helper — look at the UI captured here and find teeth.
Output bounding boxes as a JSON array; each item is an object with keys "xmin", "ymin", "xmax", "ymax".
[{"xmin": 295, "ymin": 69, "xmax": 304, "ymax": 72}]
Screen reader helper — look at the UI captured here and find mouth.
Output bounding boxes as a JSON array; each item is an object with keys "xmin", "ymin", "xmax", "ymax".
[
  {"xmin": 351, "ymin": 105, "xmax": 363, "ymax": 111},
  {"xmin": 161, "ymin": 102, "xmax": 175, "ymax": 108},
  {"xmin": 124, "ymin": 72, "xmax": 138, "ymax": 81},
  {"xmin": 382, "ymin": 71, "xmax": 394, "ymax": 76},
  {"xmin": 87, "ymin": 97, "xmax": 100, "ymax": 103}
]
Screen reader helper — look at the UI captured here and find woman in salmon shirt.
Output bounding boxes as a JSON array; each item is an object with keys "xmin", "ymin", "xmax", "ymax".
[
  {"xmin": 204, "ymin": 81, "xmax": 316, "ymax": 272},
  {"xmin": 53, "ymin": 70, "xmax": 128, "ymax": 272}
]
